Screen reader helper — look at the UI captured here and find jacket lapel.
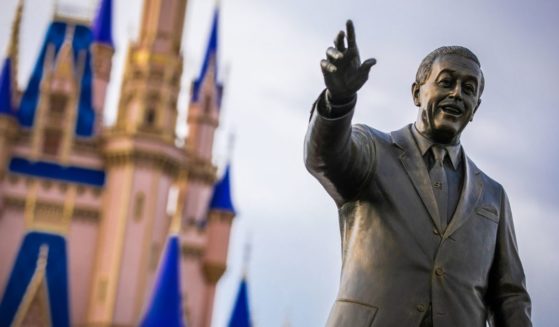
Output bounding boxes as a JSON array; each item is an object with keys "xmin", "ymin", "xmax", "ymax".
[
  {"xmin": 443, "ymin": 155, "xmax": 483, "ymax": 238},
  {"xmin": 391, "ymin": 125, "xmax": 442, "ymax": 233}
]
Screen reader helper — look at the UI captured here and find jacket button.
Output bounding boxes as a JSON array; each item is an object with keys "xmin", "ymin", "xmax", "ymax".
[
  {"xmin": 435, "ymin": 267, "xmax": 444, "ymax": 277},
  {"xmin": 416, "ymin": 304, "xmax": 426, "ymax": 312},
  {"xmin": 433, "ymin": 228, "xmax": 439, "ymax": 235}
]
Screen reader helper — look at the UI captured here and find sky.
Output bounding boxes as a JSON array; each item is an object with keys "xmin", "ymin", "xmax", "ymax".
[{"xmin": 1, "ymin": 0, "xmax": 559, "ymax": 326}]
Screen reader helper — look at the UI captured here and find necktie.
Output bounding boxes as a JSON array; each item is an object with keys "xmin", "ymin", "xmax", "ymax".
[{"xmin": 430, "ymin": 145, "xmax": 448, "ymax": 232}]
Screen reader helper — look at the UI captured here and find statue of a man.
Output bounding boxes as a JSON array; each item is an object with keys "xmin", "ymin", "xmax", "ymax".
[{"xmin": 304, "ymin": 20, "xmax": 532, "ymax": 327}]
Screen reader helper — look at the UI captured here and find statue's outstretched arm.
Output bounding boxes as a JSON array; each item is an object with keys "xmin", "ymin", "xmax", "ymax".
[{"xmin": 305, "ymin": 20, "xmax": 377, "ymax": 207}]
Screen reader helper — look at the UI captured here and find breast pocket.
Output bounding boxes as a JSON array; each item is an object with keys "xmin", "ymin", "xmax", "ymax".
[
  {"xmin": 476, "ymin": 206, "xmax": 499, "ymax": 224},
  {"xmin": 326, "ymin": 299, "xmax": 378, "ymax": 327}
]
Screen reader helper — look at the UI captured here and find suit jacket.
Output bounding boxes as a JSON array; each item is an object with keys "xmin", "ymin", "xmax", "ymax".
[{"xmin": 304, "ymin": 97, "xmax": 531, "ymax": 327}]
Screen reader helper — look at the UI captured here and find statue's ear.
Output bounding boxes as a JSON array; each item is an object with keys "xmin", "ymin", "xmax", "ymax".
[
  {"xmin": 471, "ymin": 98, "xmax": 482, "ymax": 121},
  {"xmin": 411, "ymin": 82, "xmax": 421, "ymax": 107}
]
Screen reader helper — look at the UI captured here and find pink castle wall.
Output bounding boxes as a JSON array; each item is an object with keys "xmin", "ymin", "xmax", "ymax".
[
  {"xmin": 0, "ymin": 206, "xmax": 25, "ymax": 294},
  {"xmin": 68, "ymin": 219, "xmax": 99, "ymax": 323}
]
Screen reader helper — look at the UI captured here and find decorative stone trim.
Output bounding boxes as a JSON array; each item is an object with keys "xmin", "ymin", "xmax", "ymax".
[
  {"xmin": 103, "ymin": 149, "xmax": 181, "ymax": 177},
  {"xmin": 4, "ymin": 196, "xmax": 25, "ymax": 209},
  {"xmin": 202, "ymin": 261, "xmax": 227, "ymax": 284},
  {"xmin": 207, "ymin": 210, "xmax": 234, "ymax": 224},
  {"xmin": 73, "ymin": 207, "xmax": 101, "ymax": 222}
]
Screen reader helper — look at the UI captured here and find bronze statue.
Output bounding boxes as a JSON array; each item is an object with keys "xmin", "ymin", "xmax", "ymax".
[{"xmin": 304, "ymin": 20, "xmax": 532, "ymax": 327}]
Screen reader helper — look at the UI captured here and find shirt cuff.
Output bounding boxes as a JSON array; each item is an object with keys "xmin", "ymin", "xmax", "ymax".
[{"xmin": 317, "ymin": 90, "xmax": 357, "ymax": 119}]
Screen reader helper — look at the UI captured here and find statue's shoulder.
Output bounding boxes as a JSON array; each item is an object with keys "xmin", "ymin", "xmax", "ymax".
[{"xmin": 353, "ymin": 123, "xmax": 392, "ymax": 144}]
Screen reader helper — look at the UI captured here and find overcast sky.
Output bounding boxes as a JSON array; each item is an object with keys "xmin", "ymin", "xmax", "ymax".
[{"xmin": 1, "ymin": 0, "xmax": 558, "ymax": 326}]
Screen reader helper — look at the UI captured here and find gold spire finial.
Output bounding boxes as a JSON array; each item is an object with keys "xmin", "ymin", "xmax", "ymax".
[
  {"xmin": 7, "ymin": 0, "xmax": 24, "ymax": 92},
  {"xmin": 242, "ymin": 233, "xmax": 252, "ymax": 278}
]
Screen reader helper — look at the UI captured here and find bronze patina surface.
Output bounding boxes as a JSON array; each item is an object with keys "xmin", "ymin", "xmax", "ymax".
[{"xmin": 304, "ymin": 20, "xmax": 532, "ymax": 327}]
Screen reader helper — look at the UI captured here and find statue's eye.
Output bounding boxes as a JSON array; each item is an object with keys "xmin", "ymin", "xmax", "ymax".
[
  {"xmin": 464, "ymin": 84, "xmax": 476, "ymax": 95},
  {"xmin": 438, "ymin": 79, "xmax": 452, "ymax": 87}
]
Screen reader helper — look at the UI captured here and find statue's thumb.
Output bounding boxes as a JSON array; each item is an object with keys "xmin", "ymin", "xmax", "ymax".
[{"xmin": 359, "ymin": 58, "xmax": 377, "ymax": 75}]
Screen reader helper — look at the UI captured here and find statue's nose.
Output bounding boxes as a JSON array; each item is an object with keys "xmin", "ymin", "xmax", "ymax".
[{"xmin": 449, "ymin": 84, "xmax": 463, "ymax": 100}]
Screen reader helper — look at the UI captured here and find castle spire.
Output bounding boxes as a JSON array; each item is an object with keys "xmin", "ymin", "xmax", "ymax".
[
  {"xmin": 192, "ymin": 5, "xmax": 220, "ymax": 103},
  {"xmin": 140, "ymin": 235, "xmax": 184, "ymax": 327},
  {"xmin": 92, "ymin": 0, "xmax": 114, "ymax": 47},
  {"xmin": 6, "ymin": 0, "xmax": 23, "ymax": 99},
  {"xmin": 227, "ymin": 277, "xmax": 252, "ymax": 327}
]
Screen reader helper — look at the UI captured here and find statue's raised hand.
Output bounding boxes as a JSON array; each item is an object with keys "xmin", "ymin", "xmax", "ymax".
[{"xmin": 321, "ymin": 20, "xmax": 376, "ymax": 102}]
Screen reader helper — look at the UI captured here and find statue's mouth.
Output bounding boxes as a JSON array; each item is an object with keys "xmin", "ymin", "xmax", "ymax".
[{"xmin": 440, "ymin": 104, "xmax": 463, "ymax": 116}]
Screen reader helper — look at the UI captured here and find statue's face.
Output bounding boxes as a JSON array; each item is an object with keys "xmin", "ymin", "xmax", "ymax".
[{"xmin": 413, "ymin": 54, "xmax": 482, "ymax": 144}]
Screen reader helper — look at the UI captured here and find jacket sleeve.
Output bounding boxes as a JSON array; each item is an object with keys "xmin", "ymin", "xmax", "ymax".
[
  {"xmin": 304, "ymin": 90, "xmax": 376, "ymax": 207},
  {"xmin": 487, "ymin": 187, "xmax": 532, "ymax": 327}
]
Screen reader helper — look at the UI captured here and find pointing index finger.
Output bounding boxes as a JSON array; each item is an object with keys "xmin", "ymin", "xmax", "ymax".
[{"xmin": 346, "ymin": 19, "xmax": 356, "ymax": 49}]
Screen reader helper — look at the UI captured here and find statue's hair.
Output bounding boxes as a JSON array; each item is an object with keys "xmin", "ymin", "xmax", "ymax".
[{"xmin": 415, "ymin": 46, "xmax": 485, "ymax": 95}]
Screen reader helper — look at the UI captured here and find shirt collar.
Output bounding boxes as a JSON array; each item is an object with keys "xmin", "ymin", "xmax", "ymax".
[{"xmin": 411, "ymin": 124, "xmax": 462, "ymax": 170}]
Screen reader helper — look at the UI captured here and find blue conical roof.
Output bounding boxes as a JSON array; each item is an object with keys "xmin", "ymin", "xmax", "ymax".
[
  {"xmin": 227, "ymin": 278, "xmax": 252, "ymax": 327},
  {"xmin": 92, "ymin": 0, "xmax": 114, "ymax": 46},
  {"xmin": 141, "ymin": 235, "xmax": 184, "ymax": 327},
  {"xmin": 0, "ymin": 232, "xmax": 70, "ymax": 326},
  {"xmin": 0, "ymin": 58, "xmax": 15, "ymax": 116},
  {"xmin": 209, "ymin": 164, "xmax": 235, "ymax": 214},
  {"xmin": 191, "ymin": 7, "xmax": 221, "ymax": 104}
]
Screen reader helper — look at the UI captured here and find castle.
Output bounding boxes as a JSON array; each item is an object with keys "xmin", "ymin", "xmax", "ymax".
[{"xmin": 0, "ymin": 0, "xmax": 241, "ymax": 325}]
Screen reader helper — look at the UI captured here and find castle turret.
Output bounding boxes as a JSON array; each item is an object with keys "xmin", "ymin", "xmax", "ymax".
[
  {"xmin": 202, "ymin": 163, "xmax": 236, "ymax": 327},
  {"xmin": 113, "ymin": 0, "xmax": 187, "ymax": 142},
  {"xmin": 90, "ymin": 0, "xmax": 115, "ymax": 133},
  {"xmin": 88, "ymin": 0, "xmax": 188, "ymax": 325},
  {"xmin": 186, "ymin": 7, "xmax": 222, "ymax": 162},
  {"xmin": 178, "ymin": 7, "xmax": 229, "ymax": 326}
]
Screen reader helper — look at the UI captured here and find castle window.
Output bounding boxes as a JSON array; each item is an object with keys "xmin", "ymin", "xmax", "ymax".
[
  {"xmin": 49, "ymin": 93, "xmax": 68, "ymax": 116},
  {"xmin": 133, "ymin": 69, "xmax": 143, "ymax": 79},
  {"xmin": 42, "ymin": 128, "xmax": 62, "ymax": 156},
  {"xmin": 149, "ymin": 70, "xmax": 164, "ymax": 82},
  {"xmin": 134, "ymin": 192, "xmax": 145, "ymax": 222},
  {"xmin": 145, "ymin": 108, "xmax": 156, "ymax": 127}
]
